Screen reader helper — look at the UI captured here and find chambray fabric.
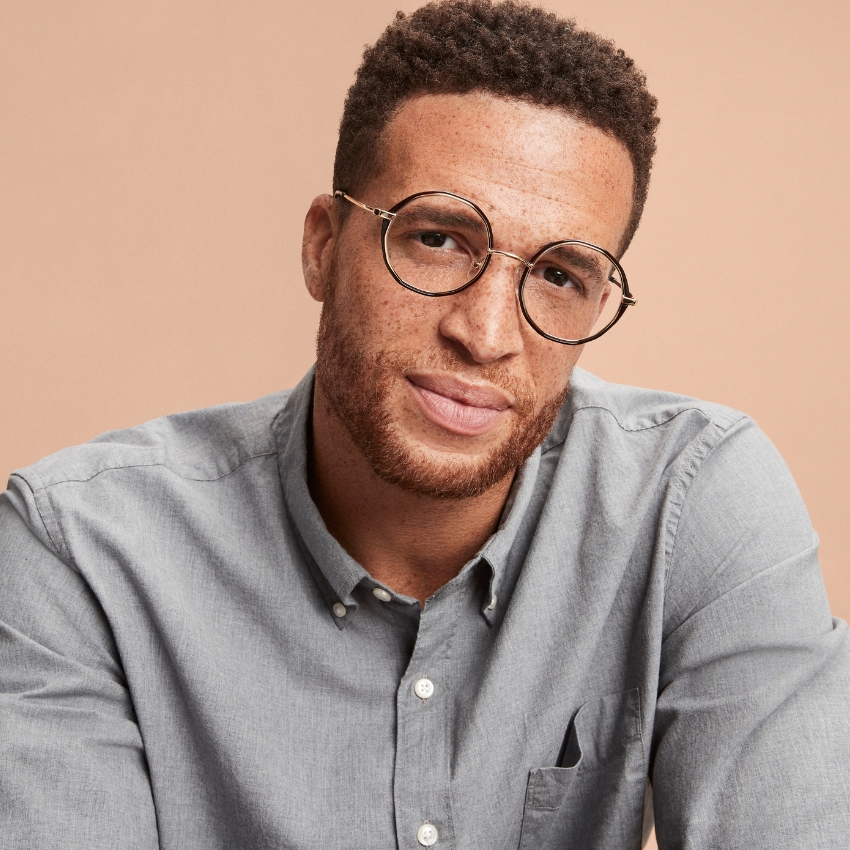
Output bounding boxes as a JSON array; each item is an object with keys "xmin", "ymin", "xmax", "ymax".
[{"xmin": 1, "ymin": 367, "xmax": 848, "ymax": 850}]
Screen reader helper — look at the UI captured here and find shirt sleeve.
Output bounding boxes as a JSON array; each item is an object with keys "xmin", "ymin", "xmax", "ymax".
[
  {"xmin": 651, "ymin": 417, "xmax": 850, "ymax": 848},
  {"xmin": 0, "ymin": 485, "xmax": 160, "ymax": 850}
]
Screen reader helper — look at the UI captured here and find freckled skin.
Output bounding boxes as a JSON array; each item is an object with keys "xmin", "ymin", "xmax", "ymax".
[{"xmin": 301, "ymin": 93, "xmax": 634, "ymax": 602}]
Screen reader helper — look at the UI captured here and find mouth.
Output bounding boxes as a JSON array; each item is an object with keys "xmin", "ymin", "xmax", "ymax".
[{"xmin": 406, "ymin": 372, "xmax": 512, "ymax": 437}]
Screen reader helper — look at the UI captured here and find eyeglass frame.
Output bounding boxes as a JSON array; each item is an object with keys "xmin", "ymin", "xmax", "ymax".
[{"xmin": 333, "ymin": 188, "xmax": 637, "ymax": 345}]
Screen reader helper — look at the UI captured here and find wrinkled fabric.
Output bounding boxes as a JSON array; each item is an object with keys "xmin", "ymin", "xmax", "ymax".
[{"xmin": 1, "ymin": 366, "xmax": 848, "ymax": 850}]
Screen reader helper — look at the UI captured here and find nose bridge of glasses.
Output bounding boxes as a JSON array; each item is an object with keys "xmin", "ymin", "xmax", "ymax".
[
  {"xmin": 486, "ymin": 248, "xmax": 534, "ymax": 269},
  {"xmin": 472, "ymin": 248, "xmax": 533, "ymax": 273},
  {"xmin": 468, "ymin": 249, "xmax": 529, "ymax": 302}
]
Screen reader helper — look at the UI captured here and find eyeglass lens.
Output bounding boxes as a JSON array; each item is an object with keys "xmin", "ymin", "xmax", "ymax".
[{"xmin": 384, "ymin": 194, "xmax": 624, "ymax": 343}]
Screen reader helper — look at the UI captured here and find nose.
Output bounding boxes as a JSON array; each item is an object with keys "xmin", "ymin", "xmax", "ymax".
[{"xmin": 437, "ymin": 253, "xmax": 526, "ymax": 364}]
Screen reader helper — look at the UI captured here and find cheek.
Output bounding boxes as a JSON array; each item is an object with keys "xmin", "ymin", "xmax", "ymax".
[
  {"xmin": 335, "ymin": 244, "xmax": 440, "ymax": 343},
  {"xmin": 528, "ymin": 341, "xmax": 581, "ymax": 398}
]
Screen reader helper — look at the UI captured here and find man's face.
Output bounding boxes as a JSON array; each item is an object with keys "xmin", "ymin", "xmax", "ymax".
[{"xmin": 310, "ymin": 93, "xmax": 634, "ymax": 499}]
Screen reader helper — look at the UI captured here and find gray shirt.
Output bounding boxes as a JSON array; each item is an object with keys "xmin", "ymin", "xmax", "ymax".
[{"xmin": 1, "ymin": 367, "xmax": 848, "ymax": 850}]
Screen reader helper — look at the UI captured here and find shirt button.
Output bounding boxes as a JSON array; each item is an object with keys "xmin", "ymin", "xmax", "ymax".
[
  {"xmin": 417, "ymin": 822, "xmax": 438, "ymax": 846},
  {"xmin": 414, "ymin": 678, "xmax": 435, "ymax": 700},
  {"xmin": 372, "ymin": 587, "xmax": 392, "ymax": 602},
  {"xmin": 332, "ymin": 602, "xmax": 347, "ymax": 618},
  {"xmin": 486, "ymin": 593, "xmax": 497, "ymax": 611}
]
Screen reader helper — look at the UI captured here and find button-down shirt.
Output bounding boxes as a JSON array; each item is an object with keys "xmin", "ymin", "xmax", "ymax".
[{"xmin": 1, "ymin": 367, "xmax": 848, "ymax": 849}]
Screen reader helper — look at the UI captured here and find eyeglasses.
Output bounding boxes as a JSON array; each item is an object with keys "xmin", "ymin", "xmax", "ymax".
[{"xmin": 334, "ymin": 189, "xmax": 636, "ymax": 345}]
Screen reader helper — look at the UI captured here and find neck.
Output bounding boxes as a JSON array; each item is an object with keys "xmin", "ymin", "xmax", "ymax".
[{"xmin": 308, "ymin": 382, "xmax": 515, "ymax": 604}]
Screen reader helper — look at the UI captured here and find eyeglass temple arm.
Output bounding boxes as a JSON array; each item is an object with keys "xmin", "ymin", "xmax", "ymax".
[
  {"xmin": 334, "ymin": 190, "xmax": 395, "ymax": 221},
  {"xmin": 607, "ymin": 273, "xmax": 637, "ymax": 307}
]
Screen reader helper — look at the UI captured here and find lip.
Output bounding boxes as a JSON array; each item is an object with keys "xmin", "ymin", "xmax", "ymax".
[{"xmin": 406, "ymin": 372, "xmax": 512, "ymax": 437}]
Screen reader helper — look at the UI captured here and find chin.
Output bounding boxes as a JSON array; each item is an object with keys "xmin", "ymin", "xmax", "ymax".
[
  {"xmin": 368, "ymin": 441, "xmax": 518, "ymax": 500},
  {"xmin": 353, "ymin": 410, "xmax": 544, "ymax": 500}
]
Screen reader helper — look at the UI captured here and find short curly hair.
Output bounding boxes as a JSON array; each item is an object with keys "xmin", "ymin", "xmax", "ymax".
[{"xmin": 333, "ymin": 0, "xmax": 659, "ymax": 253}]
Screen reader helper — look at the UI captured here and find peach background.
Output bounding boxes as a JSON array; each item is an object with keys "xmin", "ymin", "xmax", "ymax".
[{"xmin": 1, "ymin": 5, "xmax": 848, "ymax": 843}]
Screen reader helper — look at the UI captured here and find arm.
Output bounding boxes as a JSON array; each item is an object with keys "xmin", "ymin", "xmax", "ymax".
[
  {"xmin": 651, "ymin": 419, "xmax": 850, "ymax": 847},
  {"xmin": 0, "ymin": 489, "xmax": 159, "ymax": 849}
]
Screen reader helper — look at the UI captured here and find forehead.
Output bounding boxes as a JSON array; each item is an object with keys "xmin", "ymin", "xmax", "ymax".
[{"xmin": 371, "ymin": 92, "xmax": 635, "ymax": 251}]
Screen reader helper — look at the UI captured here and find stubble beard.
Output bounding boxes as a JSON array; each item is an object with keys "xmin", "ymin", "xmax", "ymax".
[{"xmin": 314, "ymin": 272, "xmax": 568, "ymax": 501}]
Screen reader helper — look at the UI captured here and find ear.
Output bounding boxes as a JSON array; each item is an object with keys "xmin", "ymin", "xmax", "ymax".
[{"xmin": 302, "ymin": 194, "xmax": 340, "ymax": 303}]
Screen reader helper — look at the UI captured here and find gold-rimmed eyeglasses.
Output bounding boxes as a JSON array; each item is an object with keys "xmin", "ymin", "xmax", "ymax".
[{"xmin": 334, "ymin": 189, "xmax": 636, "ymax": 345}]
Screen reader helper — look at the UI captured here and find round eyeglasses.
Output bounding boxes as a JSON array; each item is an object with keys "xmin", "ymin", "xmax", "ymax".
[{"xmin": 334, "ymin": 189, "xmax": 636, "ymax": 345}]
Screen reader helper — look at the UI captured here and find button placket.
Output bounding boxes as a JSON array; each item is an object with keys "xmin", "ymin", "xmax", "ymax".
[{"xmin": 393, "ymin": 594, "xmax": 458, "ymax": 849}]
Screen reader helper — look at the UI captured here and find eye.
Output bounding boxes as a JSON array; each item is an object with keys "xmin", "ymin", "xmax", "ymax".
[
  {"xmin": 418, "ymin": 231, "xmax": 459, "ymax": 250},
  {"xmin": 540, "ymin": 265, "xmax": 576, "ymax": 288}
]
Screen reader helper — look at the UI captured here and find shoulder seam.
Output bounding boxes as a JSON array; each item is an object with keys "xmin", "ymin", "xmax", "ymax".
[
  {"xmin": 19, "ymin": 450, "xmax": 279, "ymax": 492},
  {"xmin": 569, "ymin": 403, "xmax": 744, "ymax": 434},
  {"xmin": 8, "ymin": 473, "xmax": 77, "ymax": 567}
]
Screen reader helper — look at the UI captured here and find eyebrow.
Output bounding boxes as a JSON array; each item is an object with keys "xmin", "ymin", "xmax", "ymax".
[
  {"xmin": 394, "ymin": 203, "xmax": 488, "ymax": 233},
  {"xmin": 541, "ymin": 245, "xmax": 609, "ymax": 281}
]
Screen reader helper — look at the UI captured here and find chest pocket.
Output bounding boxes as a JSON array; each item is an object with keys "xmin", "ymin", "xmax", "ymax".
[{"xmin": 518, "ymin": 688, "xmax": 646, "ymax": 850}]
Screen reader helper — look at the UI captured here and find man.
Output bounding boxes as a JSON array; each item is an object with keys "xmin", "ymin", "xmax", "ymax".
[{"xmin": 1, "ymin": 1, "xmax": 848, "ymax": 848}]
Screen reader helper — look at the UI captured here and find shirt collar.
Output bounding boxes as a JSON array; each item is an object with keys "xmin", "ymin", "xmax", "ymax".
[
  {"xmin": 274, "ymin": 366, "xmax": 543, "ymax": 627},
  {"xmin": 476, "ymin": 446, "xmax": 540, "ymax": 623},
  {"xmin": 275, "ymin": 368, "xmax": 368, "ymax": 627}
]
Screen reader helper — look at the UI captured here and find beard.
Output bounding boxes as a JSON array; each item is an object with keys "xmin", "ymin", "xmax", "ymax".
[{"xmin": 314, "ymin": 271, "xmax": 568, "ymax": 501}]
